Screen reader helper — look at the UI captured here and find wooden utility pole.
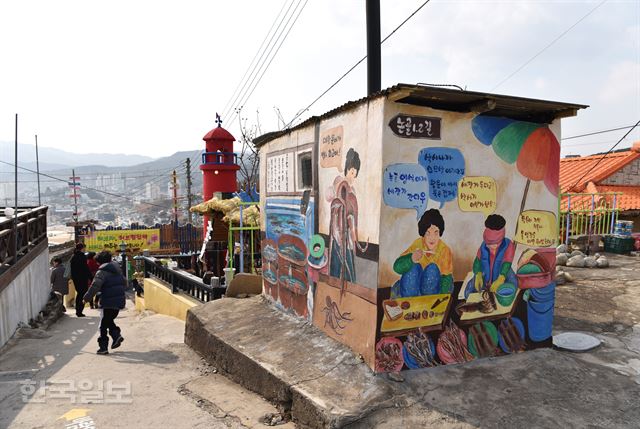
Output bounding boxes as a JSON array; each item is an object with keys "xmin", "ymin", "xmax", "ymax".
[
  {"xmin": 186, "ymin": 158, "xmax": 193, "ymax": 224},
  {"xmin": 172, "ymin": 170, "xmax": 179, "ymax": 224}
]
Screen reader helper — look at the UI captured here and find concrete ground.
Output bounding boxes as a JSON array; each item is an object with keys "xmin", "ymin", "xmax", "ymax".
[
  {"xmin": 2, "ymin": 252, "xmax": 639, "ymax": 429},
  {"xmin": 0, "ymin": 303, "xmax": 292, "ymax": 429},
  {"xmin": 186, "ymin": 253, "xmax": 640, "ymax": 429},
  {"xmin": 554, "ymin": 252, "xmax": 640, "ymax": 385}
]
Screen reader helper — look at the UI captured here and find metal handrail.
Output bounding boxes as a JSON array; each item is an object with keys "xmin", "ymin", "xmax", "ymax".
[
  {"xmin": 140, "ymin": 256, "xmax": 225, "ymax": 302},
  {"xmin": 0, "ymin": 206, "xmax": 48, "ymax": 269}
]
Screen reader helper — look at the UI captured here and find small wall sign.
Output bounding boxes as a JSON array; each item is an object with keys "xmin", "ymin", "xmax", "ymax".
[{"xmin": 389, "ymin": 114, "xmax": 441, "ymax": 139}]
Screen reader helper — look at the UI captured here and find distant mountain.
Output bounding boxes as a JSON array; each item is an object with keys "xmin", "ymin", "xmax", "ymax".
[{"xmin": 0, "ymin": 141, "xmax": 154, "ymax": 169}]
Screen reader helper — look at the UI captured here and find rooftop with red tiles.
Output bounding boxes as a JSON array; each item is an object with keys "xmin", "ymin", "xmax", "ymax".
[{"xmin": 559, "ymin": 141, "xmax": 640, "ymax": 193}]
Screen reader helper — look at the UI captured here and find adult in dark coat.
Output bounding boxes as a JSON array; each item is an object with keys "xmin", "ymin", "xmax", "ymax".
[
  {"xmin": 84, "ymin": 251, "xmax": 126, "ymax": 355},
  {"xmin": 50, "ymin": 257, "xmax": 68, "ymax": 312},
  {"xmin": 69, "ymin": 243, "xmax": 91, "ymax": 317}
]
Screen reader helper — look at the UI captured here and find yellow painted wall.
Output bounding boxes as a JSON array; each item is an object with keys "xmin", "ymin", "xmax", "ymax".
[{"xmin": 136, "ymin": 278, "xmax": 200, "ymax": 321}]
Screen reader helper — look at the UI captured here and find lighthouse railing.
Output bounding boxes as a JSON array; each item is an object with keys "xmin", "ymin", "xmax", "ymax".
[{"xmin": 202, "ymin": 152, "xmax": 238, "ymax": 166}]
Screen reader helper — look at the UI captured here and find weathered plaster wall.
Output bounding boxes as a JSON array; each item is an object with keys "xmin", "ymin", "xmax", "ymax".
[
  {"xmin": 0, "ymin": 247, "xmax": 50, "ymax": 347},
  {"xmin": 260, "ymin": 93, "xmax": 564, "ymax": 373}
]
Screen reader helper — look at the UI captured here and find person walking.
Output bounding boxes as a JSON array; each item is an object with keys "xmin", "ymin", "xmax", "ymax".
[
  {"xmin": 69, "ymin": 243, "xmax": 91, "ymax": 317},
  {"xmin": 86, "ymin": 252, "xmax": 100, "ymax": 308},
  {"xmin": 83, "ymin": 251, "xmax": 126, "ymax": 355},
  {"xmin": 50, "ymin": 257, "xmax": 68, "ymax": 313}
]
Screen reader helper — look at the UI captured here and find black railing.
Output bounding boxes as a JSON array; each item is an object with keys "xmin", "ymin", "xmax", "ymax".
[
  {"xmin": 202, "ymin": 151, "xmax": 238, "ymax": 166},
  {"xmin": 141, "ymin": 256, "xmax": 225, "ymax": 302}
]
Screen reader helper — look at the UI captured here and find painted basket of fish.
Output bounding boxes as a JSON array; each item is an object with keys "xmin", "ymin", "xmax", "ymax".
[
  {"xmin": 277, "ymin": 234, "xmax": 308, "ymax": 266},
  {"xmin": 277, "ymin": 260, "xmax": 308, "ymax": 295},
  {"xmin": 516, "ymin": 248, "xmax": 554, "ymax": 289}
]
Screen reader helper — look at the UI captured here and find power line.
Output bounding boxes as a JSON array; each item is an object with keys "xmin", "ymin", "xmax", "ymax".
[
  {"xmin": 0, "ymin": 159, "xmax": 173, "ymax": 210},
  {"xmin": 220, "ymin": 0, "xmax": 292, "ymax": 119},
  {"xmin": 225, "ymin": 0, "xmax": 309, "ymax": 130},
  {"xmin": 561, "ymin": 124, "xmax": 637, "ymax": 141},
  {"xmin": 125, "ymin": 162, "xmax": 187, "ymax": 197},
  {"xmin": 491, "ymin": 0, "xmax": 608, "ymax": 91},
  {"xmin": 567, "ymin": 119, "xmax": 640, "ymax": 192},
  {"xmin": 285, "ymin": 0, "xmax": 433, "ymax": 128},
  {"xmin": 190, "ymin": 0, "xmax": 306, "ymax": 175}
]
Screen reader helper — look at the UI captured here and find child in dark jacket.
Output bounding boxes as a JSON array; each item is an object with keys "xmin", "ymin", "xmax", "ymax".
[{"xmin": 83, "ymin": 251, "xmax": 126, "ymax": 355}]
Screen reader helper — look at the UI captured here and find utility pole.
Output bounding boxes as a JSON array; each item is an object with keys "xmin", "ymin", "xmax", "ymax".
[
  {"xmin": 172, "ymin": 170, "xmax": 179, "ymax": 224},
  {"xmin": 35, "ymin": 134, "xmax": 41, "ymax": 206},
  {"xmin": 71, "ymin": 169, "xmax": 79, "ymax": 242},
  {"xmin": 13, "ymin": 114, "xmax": 18, "ymax": 261},
  {"xmin": 366, "ymin": 0, "xmax": 381, "ymax": 95},
  {"xmin": 186, "ymin": 158, "xmax": 193, "ymax": 224}
]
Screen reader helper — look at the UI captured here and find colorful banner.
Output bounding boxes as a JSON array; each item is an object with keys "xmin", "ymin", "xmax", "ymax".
[{"xmin": 85, "ymin": 229, "xmax": 160, "ymax": 253}]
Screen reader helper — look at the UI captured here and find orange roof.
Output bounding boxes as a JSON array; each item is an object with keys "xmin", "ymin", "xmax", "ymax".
[
  {"xmin": 560, "ymin": 145, "xmax": 640, "ymax": 192},
  {"xmin": 592, "ymin": 184, "xmax": 640, "ymax": 211}
]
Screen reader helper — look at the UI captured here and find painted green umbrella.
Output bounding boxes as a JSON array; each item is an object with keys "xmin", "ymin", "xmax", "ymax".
[{"xmin": 472, "ymin": 115, "xmax": 561, "ymax": 212}]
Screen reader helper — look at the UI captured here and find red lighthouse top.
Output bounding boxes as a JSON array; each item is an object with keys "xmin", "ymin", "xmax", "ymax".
[
  {"xmin": 202, "ymin": 114, "xmax": 236, "ymax": 153},
  {"xmin": 203, "ymin": 124, "xmax": 235, "ymax": 142},
  {"xmin": 200, "ymin": 113, "xmax": 240, "ymax": 176}
]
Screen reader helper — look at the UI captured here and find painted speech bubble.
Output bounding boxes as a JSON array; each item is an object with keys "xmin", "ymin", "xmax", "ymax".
[
  {"xmin": 515, "ymin": 210, "xmax": 557, "ymax": 247},
  {"xmin": 383, "ymin": 163, "xmax": 429, "ymax": 219},
  {"xmin": 457, "ymin": 176, "xmax": 497, "ymax": 216},
  {"xmin": 319, "ymin": 126, "xmax": 344, "ymax": 171},
  {"xmin": 418, "ymin": 148, "xmax": 465, "ymax": 208}
]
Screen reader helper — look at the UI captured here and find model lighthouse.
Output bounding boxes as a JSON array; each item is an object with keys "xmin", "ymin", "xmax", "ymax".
[{"xmin": 200, "ymin": 115, "xmax": 240, "ymax": 232}]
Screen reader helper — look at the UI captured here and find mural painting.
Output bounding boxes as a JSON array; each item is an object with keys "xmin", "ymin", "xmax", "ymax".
[
  {"xmin": 263, "ymin": 195, "xmax": 315, "ymax": 318},
  {"xmin": 312, "ymin": 123, "xmax": 380, "ymax": 366},
  {"xmin": 262, "ymin": 144, "xmax": 316, "ymax": 318},
  {"xmin": 258, "ymin": 91, "xmax": 569, "ymax": 373},
  {"xmin": 376, "ymin": 113, "xmax": 559, "ymax": 372}
]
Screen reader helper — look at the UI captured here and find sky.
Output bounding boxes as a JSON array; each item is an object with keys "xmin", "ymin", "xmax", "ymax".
[{"xmin": 0, "ymin": 0, "xmax": 638, "ymax": 160}]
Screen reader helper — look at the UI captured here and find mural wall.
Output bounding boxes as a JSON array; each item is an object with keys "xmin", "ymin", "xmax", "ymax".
[
  {"xmin": 260, "ymin": 96, "xmax": 561, "ymax": 373},
  {"xmin": 312, "ymin": 101, "xmax": 383, "ymax": 366},
  {"xmin": 261, "ymin": 134, "xmax": 317, "ymax": 319},
  {"xmin": 376, "ymin": 104, "xmax": 560, "ymax": 372}
]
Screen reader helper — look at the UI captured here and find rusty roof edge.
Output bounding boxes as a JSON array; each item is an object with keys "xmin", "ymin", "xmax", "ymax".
[{"xmin": 254, "ymin": 83, "xmax": 588, "ymax": 148}]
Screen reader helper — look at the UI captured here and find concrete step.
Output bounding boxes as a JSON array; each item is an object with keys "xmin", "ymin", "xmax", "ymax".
[
  {"xmin": 184, "ymin": 296, "xmax": 398, "ymax": 428},
  {"xmin": 185, "ymin": 296, "xmax": 640, "ymax": 429}
]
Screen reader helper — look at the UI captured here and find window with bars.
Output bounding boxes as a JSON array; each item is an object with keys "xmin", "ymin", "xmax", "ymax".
[{"xmin": 298, "ymin": 152, "xmax": 313, "ymax": 190}]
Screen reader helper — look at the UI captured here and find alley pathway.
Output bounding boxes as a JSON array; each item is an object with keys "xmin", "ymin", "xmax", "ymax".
[{"xmin": 0, "ymin": 304, "xmax": 291, "ymax": 429}]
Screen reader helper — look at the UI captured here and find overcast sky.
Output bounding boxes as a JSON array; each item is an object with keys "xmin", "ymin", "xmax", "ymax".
[{"xmin": 0, "ymin": 0, "xmax": 638, "ymax": 160}]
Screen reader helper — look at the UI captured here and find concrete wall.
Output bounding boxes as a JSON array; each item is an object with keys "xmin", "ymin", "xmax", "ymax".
[
  {"xmin": 136, "ymin": 278, "xmax": 200, "ymax": 321},
  {"xmin": 0, "ymin": 247, "xmax": 51, "ymax": 347},
  {"xmin": 260, "ymin": 93, "xmax": 564, "ymax": 372},
  {"xmin": 601, "ymin": 158, "xmax": 640, "ymax": 186}
]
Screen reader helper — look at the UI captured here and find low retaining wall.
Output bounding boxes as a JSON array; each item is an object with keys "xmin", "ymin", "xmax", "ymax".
[
  {"xmin": 0, "ymin": 243, "xmax": 50, "ymax": 347},
  {"xmin": 136, "ymin": 278, "xmax": 200, "ymax": 321}
]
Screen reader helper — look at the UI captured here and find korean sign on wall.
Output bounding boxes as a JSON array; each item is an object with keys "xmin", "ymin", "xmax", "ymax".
[{"xmin": 266, "ymin": 152, "xmax": 295, "ymax": 194}]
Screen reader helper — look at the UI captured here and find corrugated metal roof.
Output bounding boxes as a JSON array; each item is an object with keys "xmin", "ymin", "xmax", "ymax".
[{"xmin": 254, "ymin": 83, "xmax": 588, "ymax": 147}]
